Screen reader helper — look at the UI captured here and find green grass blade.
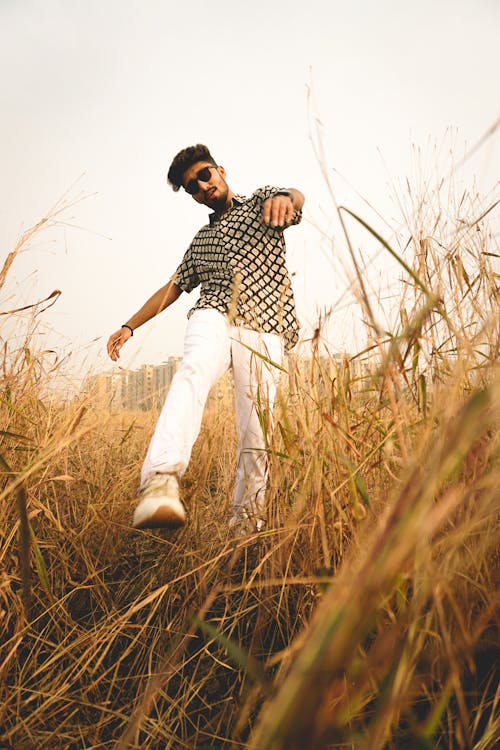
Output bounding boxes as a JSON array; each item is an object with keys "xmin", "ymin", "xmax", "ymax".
[
  {"xmin": 340, "ymin": 206, "xmax": 432, "ymax": 297},
  {"xmin": 193, "ymin": 616, "xmax": 272, "ymax": 695}
]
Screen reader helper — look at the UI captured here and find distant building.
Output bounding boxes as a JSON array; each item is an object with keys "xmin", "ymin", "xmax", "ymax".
[
  {"xmin": 83, "ymin": 353, "xmax": 373, "ymax": 412},
  {"xmin": 83, "ymin": 356, "xmax": 181, "ymax": 411},
  {"xmin": 287, "ymin": 352, "xmax": 372, "ymax": 398},
  {"xmin": 83, "ymin": 369, "xmax": 129, "ymax": 410}
]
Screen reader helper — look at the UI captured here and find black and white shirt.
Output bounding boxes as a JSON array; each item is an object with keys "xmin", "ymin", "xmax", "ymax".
[{"xmin": 174, "ymin": 186, "xmax": 302, "ymax": 350}]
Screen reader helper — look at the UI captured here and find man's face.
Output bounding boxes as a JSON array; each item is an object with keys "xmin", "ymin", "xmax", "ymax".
[{"xmin": 181, "ymin": 160, "xmax": 230, "ymax": 212}]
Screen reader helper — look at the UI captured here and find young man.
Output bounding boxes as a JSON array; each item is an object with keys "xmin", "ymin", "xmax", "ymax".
[{"xmin": 107, "ymin": 144, "xmax": 304, "ymax": 534}]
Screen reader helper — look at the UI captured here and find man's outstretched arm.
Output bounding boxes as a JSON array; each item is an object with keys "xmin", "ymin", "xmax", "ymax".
[{"xmin": 106, "ymin": 278, "xmax": 183, "ymax": 361}]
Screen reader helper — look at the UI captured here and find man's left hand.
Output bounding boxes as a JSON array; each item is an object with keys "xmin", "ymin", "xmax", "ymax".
[{"xmin": 262, "ymin": 193, "xmax": 295, "ymax": 228}]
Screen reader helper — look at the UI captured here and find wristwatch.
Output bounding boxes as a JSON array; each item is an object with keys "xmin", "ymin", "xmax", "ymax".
[{"xmin": 274, "ymin": 190, "xmax": 293, "ymax": 200}]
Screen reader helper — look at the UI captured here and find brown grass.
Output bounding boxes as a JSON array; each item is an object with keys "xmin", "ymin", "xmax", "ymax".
[{"xmin": 0, "ymin": 161, "xmax": 498, "ymax": 749}]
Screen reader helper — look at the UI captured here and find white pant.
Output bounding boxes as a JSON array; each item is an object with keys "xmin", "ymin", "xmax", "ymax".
[{"xmin": 141, "ymin": 309, "xmax": 284, "ymax": 517}]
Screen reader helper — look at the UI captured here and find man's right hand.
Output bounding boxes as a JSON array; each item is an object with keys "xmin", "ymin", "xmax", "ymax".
[{"xmin": 107, "ymin": 326, "xmax": 132, "ymax": 361}]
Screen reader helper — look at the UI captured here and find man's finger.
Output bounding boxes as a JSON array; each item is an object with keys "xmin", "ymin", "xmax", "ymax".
[
  {"xmin": 262, "ymin": 199, "xmax": 272, "ymax": 225},
  {"xmin": 271, "ymin": 199, "xmax": 281, "ymax": 226},
  {"xmin": 274, "ymin": 198, "xmax": 290, "ymax": 227},
  {"xmin": 108, "ymin": 336, "xmax": 122, "ymax": 360}
]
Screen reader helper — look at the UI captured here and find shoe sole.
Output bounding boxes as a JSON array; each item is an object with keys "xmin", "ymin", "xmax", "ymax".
[
  {"xmin": 132, "ymin": 496, "xmax": 186, "ymax": 530},
  {"xmin": 133, "ymin": 505, "xmax": 186, "ymax": 530}
]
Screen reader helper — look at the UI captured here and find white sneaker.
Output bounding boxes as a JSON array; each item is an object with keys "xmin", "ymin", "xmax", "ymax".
[{"xmin": 132, "ymin": 473, "xmax": 186, "ymax": 530}]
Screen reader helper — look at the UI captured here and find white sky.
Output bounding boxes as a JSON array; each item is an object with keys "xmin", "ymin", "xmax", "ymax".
[{"xmin": 1, "ymin": 0, "xmax": 498, "ymax": 377}]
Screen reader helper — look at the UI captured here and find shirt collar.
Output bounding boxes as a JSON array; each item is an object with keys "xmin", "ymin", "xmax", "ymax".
[{"xmin": 209, "ymin": 194, "xmax": 246, "ymax": 225}]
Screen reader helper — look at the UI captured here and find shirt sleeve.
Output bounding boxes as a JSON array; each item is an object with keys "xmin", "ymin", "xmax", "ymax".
[
  {"xmin": 174, "ymin": 244, "xmax": 200, "ymax": 293},
  {"xmin": 253, "ymin": 185, "xmax": 302, "ymax": 227}
]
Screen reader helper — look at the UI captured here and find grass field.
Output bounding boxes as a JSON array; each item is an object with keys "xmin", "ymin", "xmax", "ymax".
[{"xmin": 0, "ymin": 166, "xmax": 498, "ymax": 749}]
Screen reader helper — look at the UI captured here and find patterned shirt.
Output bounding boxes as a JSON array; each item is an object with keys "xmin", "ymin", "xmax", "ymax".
[{"xmin": 174, "ymin": 186, "xmax": 302, "ymax": 350}]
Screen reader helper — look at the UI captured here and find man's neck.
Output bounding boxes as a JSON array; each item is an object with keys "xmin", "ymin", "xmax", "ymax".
[{"xmin": 217, "ymin": 189, "xmax": 235, "ymax": 215}]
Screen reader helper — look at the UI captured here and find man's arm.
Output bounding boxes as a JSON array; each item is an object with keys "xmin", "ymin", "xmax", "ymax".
[
  {"xmin": 106, "ymin": 278, "xmax": 183, "ymax": 361},
  {"xmin": 261, "ymin": 188, "xmax": 305, "ymax": 228}
]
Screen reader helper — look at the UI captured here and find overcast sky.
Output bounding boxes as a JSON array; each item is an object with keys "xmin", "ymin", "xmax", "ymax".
[{"xmin": 1, "ymin": 0, "xmax": 498, "ymax": 377}]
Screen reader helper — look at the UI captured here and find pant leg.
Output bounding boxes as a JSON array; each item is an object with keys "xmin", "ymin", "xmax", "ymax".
[
  {"xmin": 230, "ymin": 326, "xmax": 284, "ymax": 518},
  {"xmin": 141, "ymin": 309, "xmax": 231, "ymax": 485}
]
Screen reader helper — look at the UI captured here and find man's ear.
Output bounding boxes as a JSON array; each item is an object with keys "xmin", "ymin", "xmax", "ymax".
[{"xmin": 217, "ymin": 165, "xmax": 227, "ymax": 179}]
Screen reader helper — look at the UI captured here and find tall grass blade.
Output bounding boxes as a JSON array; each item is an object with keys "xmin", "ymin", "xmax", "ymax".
[
  {"xmin": 28, "ymin": 523, "xmax": 51, "ymax": 595},
  {"xmin": 193, "ymin": 616, "xmax": 272, "ymax": 694},
  {"xmin": 340, "ymin": 205, "xmax": 432, "ymax": 296}
]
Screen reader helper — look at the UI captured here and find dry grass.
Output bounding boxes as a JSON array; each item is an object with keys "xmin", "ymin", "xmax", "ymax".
[{"xmin": 0, "ymin": 165, "xmax": 499, "ymax": 749}]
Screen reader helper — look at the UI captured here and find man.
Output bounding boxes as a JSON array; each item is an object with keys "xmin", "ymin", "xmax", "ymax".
[{"xmin": 107, "ymin": 144, "xmax": 304, "ymax": 534}]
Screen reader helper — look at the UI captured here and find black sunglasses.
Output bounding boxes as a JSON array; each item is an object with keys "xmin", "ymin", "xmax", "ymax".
[{"xmin": 184, "ymin": 165, "xmax": 218, "ymax": 195}]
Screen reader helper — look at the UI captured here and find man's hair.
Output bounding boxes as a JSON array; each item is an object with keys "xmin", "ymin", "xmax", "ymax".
[{"xmin": 167, "ymin": 144, "xmax": 217, "ymax": 192}]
